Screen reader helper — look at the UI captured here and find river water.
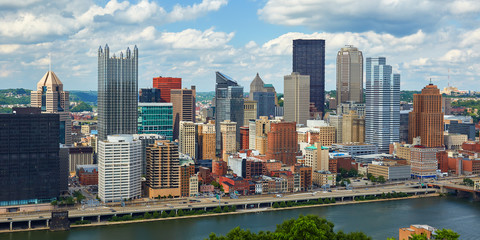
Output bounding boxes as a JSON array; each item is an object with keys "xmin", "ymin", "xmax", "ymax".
[{"xmin": 1, "ymin": 197, "xmax": 479, "ymax": 240}]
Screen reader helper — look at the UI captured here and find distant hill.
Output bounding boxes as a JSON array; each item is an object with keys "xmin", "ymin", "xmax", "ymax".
[{"xmin": 70, "ymin": 91, "xmax": 98, "ymax": 105}]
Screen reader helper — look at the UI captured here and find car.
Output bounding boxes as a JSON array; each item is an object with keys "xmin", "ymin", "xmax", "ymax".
[
  {"xmin": 224, "ymin": 202, "xmax": 228, "ymax": 204},
  {"xmin": 188, "ymin": 205, "xmax": 193, "ymax": 207},
  {"xmin": 39, "ymin": 216, "xmax": 44, "ymax": 219},
  {"xmin": 7, "ymin": 218, "xmax": 12, "ymax": 220},
  {"xmin": 111, "ymin": 210, "xmax": 116, "ymax": 212}
]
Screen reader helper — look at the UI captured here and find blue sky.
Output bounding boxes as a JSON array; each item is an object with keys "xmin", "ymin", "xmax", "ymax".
[{"xmin": 1, "ymin": 0, "xmax": 480, "ymax": 92}]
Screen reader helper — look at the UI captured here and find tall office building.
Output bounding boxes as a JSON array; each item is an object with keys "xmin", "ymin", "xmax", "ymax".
[
  {"xmin": 0, "ymin": 108, "xmax": 60, "ymax": 206},
  {"xmin": 31, "ymin": 71, "xmax": 72, "ymax": 144},
  {"xmin": 293, "ymin": 39, "xmax": 325, "ymax": 115},
  {"xmin": 98, "ymin": 44, "xmax": 138, "ymax": 141},
  {"xmin": 284, "ymin": 72, "xmax": 310, "ymax": 125},
  {"xmin": 146, "ymin": 140, "xmax": 180, "ymax": 198},
  {"xmin": 171, "ymin": 86, "xmax": 196, "ymax": 140},
  {"xmin": 221, "ymin": 120, "xmax": 237, "ymax": 161},
  {"xmin": 137, "ymin": 102, "xmax": 173, "ymax": 141},
  {"xmin": 179, "ymin": 121, "xmax": 196, "ymax": 159},
  {"xmin": 243, "ymin": 100, "xmax": 257, "ymax": 126},
  {"xmin": 139, "ymin": 88, "xmax": 162, "ymax": 103},
  {"xmin": 152, "ymin": 76, "xmax": 182, "ymax": 102},
  {"xmin": 336, "ymin": 46, "xmax": 363, "ymax": 106},
  {"xmin": 198, "ymin": 121, "xmax": 216, "ymax": 160},
  {"xmin": 342, "ymin": 110, "xmax": 365, "ymax": 143},
  {"xmin": 410, "ymin": 146, "xmax": 439, "ymax": 178},
  {"xmin": 266, "ymin": 121, "xmax": 298, "ymax": 166},
  {"xmin": 365, "ymin": 57, "xmax": 400, "ymax": 153},
  {"xmin": 327, "ymin": 114, "xmax": 343, "ymax": 143},
  {"xmin": 409, "ymin": 84, "xmax": 444, "ymax": 148},
  {"xmin": 215, "ymin": 72, "xmax": 244, "ymax": 152},
  {"xmin": 253, "ymin": 92, "xmax": 275, "ymax": 117},
  {"xmin": 255, "ymin": 116, "xmax": 272, "ymax": 155},
  {"xmin": 248, "ymin": 119, "xmax": 256, "ymax": 150},
  {"xmin": 98, "ymin": 135, "xmax": 142, "ymax": 202}
]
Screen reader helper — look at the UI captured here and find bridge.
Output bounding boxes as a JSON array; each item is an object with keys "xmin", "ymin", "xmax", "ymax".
[{"xmin": 428, "ymin": 182, "xmax": 480, "ymax": 200}]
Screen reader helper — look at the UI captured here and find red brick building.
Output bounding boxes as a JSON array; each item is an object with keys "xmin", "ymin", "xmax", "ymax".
[
  {"xmin": 462, "ymin": 142, "xmax": 480, "ymax": 153},
  {"xmin": 198, "ymin": 167, "xmax": 214, "ymax": 184},
  {"xmin": 212, "ymin": 160, "xmax": 228, "ymax": 177},
  {"xmin": 76, "ymin": 165, "xmax": 98, "ymax": 185},
  {"xmin": 219, "ymin": 176, "xmax": 253, "ymax": 195},
  {"xmin": 294, "ymin": 165, "xmax": 312, "ymax": 191},
  {"xmin": 180, "ymin": 164, "xmax": 195, "ymax": 197},
  {"xmin": 152, "ymin": 76, "xmax": 181, "ymax": 102},
  {"xmin": 245, "ymin": 160, "xmax": 266, "ymax": 178},
  {"xmin": 328, "ymin": 156, "xmax": 357, "ymax": 173},
  {"xmin": 266, "ymin": 122, "xmax": 298, "ymax": 166},
  {"xmin": 240, "ymin": 126, "xmax": 249, "ymax": 150}
]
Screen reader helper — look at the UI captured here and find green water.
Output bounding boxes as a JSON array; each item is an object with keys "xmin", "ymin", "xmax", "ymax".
[{"xmin": 1, "ymin": 197, "xmax": 479, "ymax": 240}]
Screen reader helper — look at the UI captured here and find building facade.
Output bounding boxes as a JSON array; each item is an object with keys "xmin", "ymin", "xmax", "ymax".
[
  {"xmin": 171, "ymin": 86, "xmax": 196, "ymax": 140},
  {"xmin": 293, "ymin": 39, "xmax": 325, "ymax": 115},
  {"xmin": 215, "ymin": 72, "xmax": 244, "ymax": 152},
  {"xmin": 146, "ymin": 140, "xmax": 181, "ymax": 198},
  {"xmin": 200, "ymin": 121, "xmax": 216, "ymax": 160},
  {"xmin": 410, "ymin": 146, "xmax": 439, "ymax": 178},
  {"xmin": 253, "ymin": 92, "xmax": 275, "ymax": 118},
  {"xmin": 243, "ymin": 100, "xmax": 257, "ymax": 126},
  {"xmin": 30, "ymin": 71, "xmax": 72, "ymax": 145},
  {"xmin": 139, "ymin": 88, "xmax": 162, "ymax": 103},
  {"xmin": 266, "ymin": 122, "xmax": 298, "ymax": 166},
  {"xmin": 336, "ymin": 45, "xmax": 363, "ymax": 105},
  {"xmin": 365, "ymin": 57, "xmax": 400, "ymax": 153},
  {"xmin": 409, "ymin": 84, "xmax": 444, "ymax": 148},
  {"xmin": 152, "ymin": 76, "xmax": 181, "ymax": 102},
  {"xmin": 179, "ymin": 121, "xmax": 196, "ymax": 159},
  {"xmin": 221, "ymin": 120, "xmax": 237, "ymax": 161},
  {"xmin": 98, "ymin": 45, "xmax": 138, "ymax": 141},
  {"xmin": 284, "ymin": 72, "xmax": 310, "ymax": 125},
  {"xmin": 137, "ymin": 102, "xmax": 173, "ymax": 141},
  {"xmin": 98, "ymin": 135, "xmax": 142, "ymax": 202},
  {"xmin": 342, "ymin": 110, "xmax": 365, "ymax": 143},
  {"xmin": 0, "ymin": 109, "xmax": 60, "ymax": 206}
]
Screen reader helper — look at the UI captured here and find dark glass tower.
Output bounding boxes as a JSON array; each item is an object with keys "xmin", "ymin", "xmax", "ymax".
[
  {"xmin": 293, "ymin": 39, "xmax": 325, "ymax": 115},
  {"xmin": 0, "ymin": 108, "xmax": 60, "ymax": 206},
  {"xmin": 215, "ymin": 72, "xmax": 244, "ymax": 153},
  {"xmin": 98, "ymin": 44, "xmax": 138, "ymax": 141}
]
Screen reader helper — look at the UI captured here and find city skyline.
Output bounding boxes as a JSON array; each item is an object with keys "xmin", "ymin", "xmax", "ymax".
[{"xmin": 1, "ymin": 0, "xmax": 480, "ymax": 92}]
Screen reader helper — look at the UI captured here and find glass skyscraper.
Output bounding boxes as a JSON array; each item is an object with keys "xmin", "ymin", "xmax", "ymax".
[
  {"xmin": 365, "ymin": 57, "xmax": 400, "ymax": 153},
  {"xmin": 138, "ymin": 102, "xmax": 173, "ymax": 141},
  {"xmin": 293, "ymin": 39, "xmax": 325, "ymax": 115},
  {"xmin": 215, "ymin": 72, "xmax": 244, "ymax": 152},
  {"xmin": 98, "ymin": 44, "xmax": 138, "ymax": 141}
]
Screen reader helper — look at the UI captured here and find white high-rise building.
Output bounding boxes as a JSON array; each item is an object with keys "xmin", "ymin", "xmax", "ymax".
[
  {"xmin": 284, "ymin": 72, "xmax": 310, "ymax": 125},
  {"xmin": 336, "ymin": 46, "xmax": 363, "ymax": 106},
  {"xmin": 98, "ymin": 135, "xmax": 142, "ymax": 203},
  {"xmin": 365, "ymin": 57, "xmax": 400, "ymax": 153},
  {"xmin": 179, "ymin": 121, "xmax": 196, "ymax": 159}
]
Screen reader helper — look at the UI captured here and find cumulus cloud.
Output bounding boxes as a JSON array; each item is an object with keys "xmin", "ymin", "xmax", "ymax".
[{"xmin": 258, "ymin": 0, "xmax": 480, "ymax": 36}]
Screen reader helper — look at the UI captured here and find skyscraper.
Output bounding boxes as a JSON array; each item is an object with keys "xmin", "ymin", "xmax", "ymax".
[
  {"xmin": 137, "ymin": 102, "xmax": 173, "ymax": 141},
  {"xmin": 98, "ymin": 135, "xmax": 142, "ymax": 202},
  {"xmin": 293, "ymin": 39, "xmax": 325, "ymax": 115},
  {"xmin": 284, "ymin": 72, "xmax": 310, "ymax": 125},
  {"xmin": 336, "ymin": 46, "xmax": 363, "ymax": 105},
  {"xmin": 365, "ymin": 57, "xmax": 400, "ymax": 153},
  {"xmin": 139, "ymin": 88, "xmax": 162, "ymax": 103},
  {"xmin": 266, "ymin": 121, "xmax": 298, "ymax": 166},
  {"xmin": 146, "ymin": 140, "xmax": 181, "ymax": 198},
  {"xmin": 171, "ymin": 86, "xmax": 196, "ymax": 140},
  {"xmin": 179, "ymin": 121, "xmax": 196, "ymax": 159},
  {"xmin": 409, "ymin": 84, "xmax": 444, "ymax": 148},
  {"xmin": 31, "ymin": 71, "xmax": 72, "ymax": 145},
  {"xmin": 215, "ymin": 72, "xmax": 244, "ymax": 152},
  {"xmin": 98, "ymin": 44, "xmax": 138, "ymax": 141},
  {"xmin": 153, "ymin": 76, "xmax": 182, "ymax": 102},
  {"xmin": 221, "ymin": 120, "xmax": 237, "ymax": 161},
  {"xmin": 0, "ymin": 108, "xmax": 60, "ymax": 205}
]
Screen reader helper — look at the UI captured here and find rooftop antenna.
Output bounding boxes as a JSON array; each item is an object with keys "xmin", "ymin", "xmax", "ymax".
[{"xmin": 429, "ymin": 78, "xmax": 432, "ymax": 85}]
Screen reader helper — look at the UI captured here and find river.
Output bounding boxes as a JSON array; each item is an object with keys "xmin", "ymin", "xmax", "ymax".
[{"xmin": 1, "ymin": 197, "xmax": 479, "ymax": 240}]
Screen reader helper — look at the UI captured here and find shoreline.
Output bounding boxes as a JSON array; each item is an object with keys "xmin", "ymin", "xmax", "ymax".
[{"xmin": 0, "ymin": 193, "xmax": 439, "ymax": 234}]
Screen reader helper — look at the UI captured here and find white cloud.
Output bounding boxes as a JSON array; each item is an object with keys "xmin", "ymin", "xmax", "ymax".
[
  {"xmin": 159, "ymin": 28, "xmax": 234, "ymax": 49},
  {"xmin": 168, "ymin": 0, "xmax": 228, "ymax": 22}
]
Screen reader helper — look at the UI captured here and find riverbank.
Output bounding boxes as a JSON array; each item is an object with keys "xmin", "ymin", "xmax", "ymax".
[{"xmin": 0, "ymin": 193, "xmax": 439, "ymax": 234}]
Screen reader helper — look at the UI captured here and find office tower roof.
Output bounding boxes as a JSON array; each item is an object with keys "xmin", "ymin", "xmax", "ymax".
[{"xmin": 36, "ymin": 71, "xmax": 63, "ymax": 91}]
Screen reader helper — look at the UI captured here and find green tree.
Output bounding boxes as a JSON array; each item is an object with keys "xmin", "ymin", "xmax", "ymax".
[
  {"xmin": 177, "ymin": 209, "xmax": 185, "ymax": 216},
  {"xmin": 144, "ymin": 212, "xmax": 152, "ymax": 219},
  {"xmin": 206, "ymin": 215, "xmax": 372, "ymax": 240},
  {"xmin": 463, "ymin": 178, "xmax": 474, "ymax": 187},
  {"xmin": 377, "ymin": 176, "xmax": 386, "ymax": 184},
  {"xmin": 369, "ymin": 176, "xmax": 376, "ymax": 182},
  {"xmin": 223, "ymin": 206, "xmax": 230, "ymax": 212},
  {"xmin": 161, "ymin": 211, "xmax": 168, "ymax": 218},
  {"xmin": 433, "ymin": 228, "xmax": 460, "ymax": 240},
  {"xmin": 50, "ymin": 200, "xmax": 58, "ymax": 206},
  {"xmin": 280, "ymin": 202, "xmax": 287, "ymax": 208},
  {"xmin": 71, "ymin": 101, "xmax": 93, "ymax": 112},
  {"xmin": 152, "ymin": 211, "xmax": 160, "ymax": 218},
  {"xmin": 168, "ymin": 210, "xmax": 176, "ymax": 217},
  {"xmin": 272, "ymin": 202, "xmax": 280, "ymax": 208},
  {"xmin": 409, "ymin": 233, "xmax": 428, "ymax": 240}
]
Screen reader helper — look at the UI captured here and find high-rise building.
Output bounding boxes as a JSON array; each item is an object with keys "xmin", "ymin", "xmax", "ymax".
[
  {"xmin": 139, "ymin": 88, "xmax": 162, "ymax": 103},
  {"xmin": 146, "ymin": 140, "xmax": 180, "ymax": 198},
  {"xmin": 409, "ymin": 84, "xmax": 444, "ymax": 148},
  {"xmin": 249, "ymin": 73, "xmax": 278, "ymax": 105},
  {"xmin": 248, "ymin": 119, "xmax": 256, "ymax": 150},
  {"xmin": 327, "ymin": 114, "xmax": 343, "ymax": 143},
  {"xmin": 253, "ymin": 92, "xmax": 275, "ymax": 117},
  {"xmin": 0, "ymin": 108, "xmax": 60, "ymax": 205},
  {"xmin": 240, "ymin": 126, "xmax": 249, "ymax": 150},
  {"xmin": 180, "ymin": 159, "xmax": 195, "ymax": 198},
  {"xmin": 98, "ymin": 44, "xmax": 138, "ymax": 141},
  {"xmin": 400, "ymin": 110, "xmax": 411, "ymax": 143},
  {"xmin": 171, "ymin": 86, "xmax": 196, "ymax": 140},
  {"xmin": 31, "ymin": 71, "xmax": 72, "ymax": 145},
  {"xmin": 137, "ymin": 102, "xmax": 173, "ymax": 141},
  {"xmin": 243, "ymin": 100, "xmax": 257, "ymax": 126},
  {"xmin": 198, "ymin": 121, "xmax": 216, "ymax": 160},
  {"xmin": 365, "ymin": 57, "xmax": 400, "ymax": 153},
  {"xmin": 255, "ymin": 116, "xmax": 273, "ymax": 155},
  {"xmin": 98, "ymin": 135, "xmax": 142, "ymax": 202},
  {"xmin": 342, "ymin": 110, "xmax": 365, "ymax": 143},
  {"xmin": 132, "ymin": 134, "xmax": 164, "ymax": 175},
  {"xmin": 266, "ymin": 122, "xmax": 298, "ymax": 166},
  {"xmin": 179, "ymin": 121, "xmax": 196, "ymax": 159},
  {"xmin": 284, "ymin": 72, "xmax": 310, "ymax": 125},
  {"xmin": 293, "ymin": 39, "xmax": 325, "ymax": 115},
  {"xmin": 221, "ymin": 120, "xmax": 237, "ymax": 161},
  {"xmin": 215, "ymin": 72, "xmax": 244, "ymax": 152},
  {"xmin": 337, "ymin": 102, "xmax": 366, "ymax": 117},
  {"xmin": 152, "ymin": 76, "xmax": 182, "ymax": 102},
  {"xmin": 336, "ymin": 46, "xmax": 363, "ymax": 106}
]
